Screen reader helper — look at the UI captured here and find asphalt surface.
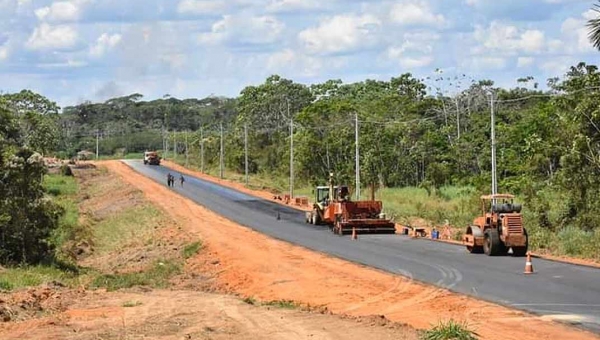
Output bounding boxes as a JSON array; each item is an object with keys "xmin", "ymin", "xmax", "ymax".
[{"xmin": 125, "ymin": 160, "xmax": 600, "ymax": 333}]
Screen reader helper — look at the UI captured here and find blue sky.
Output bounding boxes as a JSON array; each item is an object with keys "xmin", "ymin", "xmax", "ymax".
[{"xmin": 0, "ymin": 0, "xmax": 598, "ymax": 107}]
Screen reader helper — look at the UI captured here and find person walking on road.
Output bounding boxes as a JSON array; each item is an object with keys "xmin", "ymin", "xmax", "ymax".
[
  {"xmin": 167, "ymin": 173, "xmax": 174, "ymax": 187},
  {"xmin": 179, "ymin": 174, "xmax": 185, "ymax": 187}
]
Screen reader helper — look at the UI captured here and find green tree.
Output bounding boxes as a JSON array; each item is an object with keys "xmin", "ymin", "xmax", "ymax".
[{"xmin": 588, "ymin": 2, "xmax": 600, "ymax": 50}]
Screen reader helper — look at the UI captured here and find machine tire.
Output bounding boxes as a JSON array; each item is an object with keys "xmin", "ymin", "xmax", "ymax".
[
  {"xmin": 466, "ymin": 226, "xmax": 484, "ymax": 254},
  {"xmin": 143, "ymin": 160, "xmax": 148, "ymax": 165},
  {"xmin": 512, "ymin": 228, "xmax": 529, "ymax": 257},
  {"xmin": 312, "ymin": 210, "xmax": 322, "ymax": 225},
  {"xmin": 483, "ymin": 229, "xmax": 502, "ymax": 256}
]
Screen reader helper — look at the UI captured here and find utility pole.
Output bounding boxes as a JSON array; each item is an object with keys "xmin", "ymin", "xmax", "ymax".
[
  {"xmin": 355, "ymin": 112, "xmax": 360, "ymax": 200},
  {"xmin": 287, "ymin": 99, "xmax": 294, "ymax": 199},
  {"xmin": 489, "ymin": 92, "xmax": 497, "ymax": 205},
  {"xmin": 173, "ymin": 131, "xmax": 177, "ymax": 161},
  {"xmin": 95, "ymin": 129, "xmax": 99, "ymax": 160},
  {"xmin": 200, "ymin": 127, "xmax": 204, "ymax": 173},
  {"xmin": 220, "ymin": 123, "xmax": 224, "ymax": 179},
  {"xmin": 244, "ymin": 123, "xmax": 249, "ymax": 186},
  {"xmin": 185, "ymin": 131, "xmax": 189, "ymax": 167},
  {"xmin": 455, "ymin": 97, "xmax": 460, "ymax": 140}
]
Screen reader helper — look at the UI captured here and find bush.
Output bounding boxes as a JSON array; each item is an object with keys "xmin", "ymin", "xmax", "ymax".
[
  {"xmin": 0, "ymin": 150, "xmax": 64, "ymax": 265},
  {"xmin": 60, "ymin": 165, "xmax": 73, "ymax": 177},
  {"xmin": 421, "ymin": 320, "xmax": 478, "ymax": 340}
]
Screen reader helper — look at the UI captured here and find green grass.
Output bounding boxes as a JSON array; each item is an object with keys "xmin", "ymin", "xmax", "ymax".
[
  {"xmin": 420, "ymin": 320, "xmax": 479, "ymax": 340},
  {"xmin": 97, "ymin": 153, "xmax": 145, "ymax": 161},
  {"xmin": 90, "ymin": 260, "xmax": 181, "ymax": 292},
  {"xmin": 44, "ymin": 174, "xmax": 78, "ymax": 197},
  {"xmin": 263, "ymin": 300, "xmax": 299, "ymax": 309},
  {"xmin": 182, "ymin": 241, "xmax": 203, "ymax": 259},
  {"xmin": 93, "ymin": 204, "xmax": 163, "ymax": 254},
  {"xmin": 122, "ymin": 301, "xmax": 143, "ymax": 307},
  {"xmin": 0, "ymin": 265, "xmax": 80, "ymax": 291}
]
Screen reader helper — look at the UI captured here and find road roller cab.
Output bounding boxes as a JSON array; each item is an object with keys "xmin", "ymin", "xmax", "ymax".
[{"xmin": 463, "ymin": 194, "xmax": 528, "ymax": 256}]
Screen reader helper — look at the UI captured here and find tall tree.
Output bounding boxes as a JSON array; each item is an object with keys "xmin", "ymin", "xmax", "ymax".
[{"xmin": 588, "ymin": 2, "xmax": 600, "ymax": 50}]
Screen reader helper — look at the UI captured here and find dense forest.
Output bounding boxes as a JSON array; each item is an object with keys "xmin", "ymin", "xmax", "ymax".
[{"xmin": 2, "ymin": 61, "xmax": 600, "ymax": 261}]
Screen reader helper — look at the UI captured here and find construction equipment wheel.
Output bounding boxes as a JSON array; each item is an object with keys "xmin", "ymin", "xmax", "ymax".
[
  {"xmin": 483, "ymin": 229, "xmax": 502, "ymax": 256},
  {"xmin": 466, "ymin": 226, "xmax": 484, "ymax": 254},
  {"xmin": 512, "ymin": 229, "xmax": 528, "ymax": 257},
  {"xmin": 311, "ymin": 210, "xmax": 320, "ymax": 225}
]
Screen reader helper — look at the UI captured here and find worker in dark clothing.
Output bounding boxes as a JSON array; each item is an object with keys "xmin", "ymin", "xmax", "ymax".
[
  {"xmin": 179, "ymin": 174, "xmax": 185, "ymax": 187},
  {"xmin": 167, "ymin": 173, "xmax": 172, "ymax": 187}
]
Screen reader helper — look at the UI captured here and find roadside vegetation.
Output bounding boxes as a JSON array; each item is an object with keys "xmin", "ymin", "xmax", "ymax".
[
  {"xmin": 420, "ymin": 320, "xmax": 479, "ymax": 340},
  {"xmin": 0, "ymin": 166, "xmax": 189, "ymax": 292}
]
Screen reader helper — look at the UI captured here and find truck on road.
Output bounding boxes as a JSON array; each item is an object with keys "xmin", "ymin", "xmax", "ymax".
[{"xmin": 143, "ymin": 151, "xmax": 161, "ymax": 165}]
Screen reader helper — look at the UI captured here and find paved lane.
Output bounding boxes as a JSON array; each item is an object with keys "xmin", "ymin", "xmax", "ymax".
[{"xmin": 125, "ymin": 160, "xmax": 600, "ymax": 333}]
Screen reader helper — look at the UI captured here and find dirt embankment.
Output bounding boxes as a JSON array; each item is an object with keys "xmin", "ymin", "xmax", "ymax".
[
  {"xmin": 0, "ymin": 165, "xmax": 420, "ymax": 340},
  {"xmin": 104, "ymin": 161, "xmax": 599, "ymax": 340}
]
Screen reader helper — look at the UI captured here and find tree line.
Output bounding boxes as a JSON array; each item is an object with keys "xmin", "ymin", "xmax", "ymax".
[{"xmin": 55, "ymin": 63, "xmax": 600, "ymax": 237}]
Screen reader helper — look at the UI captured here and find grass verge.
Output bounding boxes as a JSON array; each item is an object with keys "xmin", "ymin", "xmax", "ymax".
[
  {"xmin": 90, "ymin": 260, "xmax": 181, "ymax": 292},
  {"xmin": 420, "ymin": 320, "xmax": 479, "ymax": 340}
]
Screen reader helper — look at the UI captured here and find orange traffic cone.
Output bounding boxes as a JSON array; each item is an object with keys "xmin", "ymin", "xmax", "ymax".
[
  {"xmin": 524, "ymin": 252, "xmax": 534, "ymax": 274},
  {"xmin": 352, "ymin": 227, "xmax": 358, "ymax": 240}
]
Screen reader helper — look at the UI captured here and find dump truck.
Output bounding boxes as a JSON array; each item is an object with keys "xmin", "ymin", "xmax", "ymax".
[
  {"xmin": 463, "ymin": 194, "xmax": 528, "ymax": 256},
  {"xmin": 143, "ymin": 151, "xmax": 161, "ymax": 165},
  {"xmin": 305, "ymin": 173, "xmax": 396, "ymax": 235}
]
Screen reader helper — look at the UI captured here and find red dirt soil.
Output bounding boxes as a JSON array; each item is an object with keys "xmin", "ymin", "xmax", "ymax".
[{"xmin": 103, "ymin": 161, "xmax": 599, "ymax": 340}]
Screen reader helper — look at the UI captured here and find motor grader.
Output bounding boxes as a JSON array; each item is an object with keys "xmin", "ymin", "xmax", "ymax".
[
  {"xmin": 305, "ymin": 173, "xmax": 396, "ymax": 235},
  {"xmin": 463, "ymin": 194, "xmax": 528, "ymax": 256}
]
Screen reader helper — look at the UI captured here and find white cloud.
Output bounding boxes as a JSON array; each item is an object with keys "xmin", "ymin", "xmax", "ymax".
[
  {"xmin": 199, "ymin": 14, "xmax": 284, "ymax": 45},
  {"xmin": 298, "ymin": 14, "xmax": 381, "ymax": 54},
  {"xmin": 267, "ymin": 49, "xmax": 324, "ymax": 76},
  {"xmin": 160, "ymin": 53, "xmax": 187, "ymax": 71},
  {"xmin": 467, "ymin": 56, "xmax": 507, "ymax": 70},
  {"xmin": 36, "ymin": 59, "xmax": 87, "ymax": 68},
  {"xmin": 90, "ymin": 33, "xmax": 122, "ymax": 57},
  {"xmin": 26, "ymin": 23, "xmax": 77, "ymax": 50},
  {"xmin": 517, "ymin": 56, "xmax": 534, "ymax": 68},
  {"xmin": 398, "ymin": 56, "xmax": 434, "ymax": 68},
  {"xmin": 266, "ymin": 0, "xmax": 322, "ymax": 13},
  {"xmin": 0, "ymin": 45, "xmax": 8, "ymax": 61},
  {"xmin": 560, "ymin": 11, "xmax": 595, "ymax": 53},
  {"xmin": 34, "ymin": 0, "xmax": 89, "ymax": 22},
  {"xmin": 390, "ymin": 0, "xmax": 445, "ymax": 27},
  {"xmin": 473, "ymin": 21, "xmax": 545, "ymax": 55},
  {"xmin": 388, "ymin": 31, "xmax": 439, "ymax": 56},
  {"xmin": 540, "ymin": 57, "xmax": 574, "ymax": 74},
  {"xmin": 176, "ymin": 0, "xmax": 225, "ymax": 15}
]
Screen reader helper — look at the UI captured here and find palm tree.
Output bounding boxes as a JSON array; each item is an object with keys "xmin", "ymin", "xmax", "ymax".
[{"xmin": 589, "ymin": 2, "xmax": 600, "ymax": 50}]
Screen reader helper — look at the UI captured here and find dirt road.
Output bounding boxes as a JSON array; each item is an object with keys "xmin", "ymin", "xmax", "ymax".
[
  {"xmin": 104, "ymin": 160, "xmax": 598, "ymax": 340},
  {"xmin": 2, "ymin": 289, "xmax": 414, "ymax": 340}
]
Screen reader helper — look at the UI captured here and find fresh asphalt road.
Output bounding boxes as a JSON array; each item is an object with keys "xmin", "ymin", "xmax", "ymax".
[{"xmin": 125, "ymin": 160, "xmax": 600, "ymax": 333}]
